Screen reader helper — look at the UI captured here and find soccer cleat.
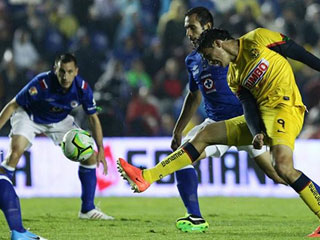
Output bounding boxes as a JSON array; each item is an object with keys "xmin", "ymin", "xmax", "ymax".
[
  {"xmin": 78, "ymin": 208, "xmax": 114, "ymax": 220},
  {"xmin": 117, "ymin": 158, "xmax": 150, "ymax": 193},
  {"xmin": 11, "ymin": 230, "xmax": 47, "ymax": 240},
  {"xmin": 176, "ymin": 214, "xmax": 209, "ymax": 233},
  {"xmin": 308, "ymin": 225, "xmax": 320, "ymax": 237}
]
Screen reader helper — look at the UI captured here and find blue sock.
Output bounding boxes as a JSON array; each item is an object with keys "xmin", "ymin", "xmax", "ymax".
[
  {"xmin": 0, "ymin": 177, "xmax": 25, "ymax": 232},
  {"xmin": 78, "ymin": 166, "xmax": 96, "ymax": 213},
  {"xmin": 175, "ymin": 168, "xmax": 202, "ymax": 217}
]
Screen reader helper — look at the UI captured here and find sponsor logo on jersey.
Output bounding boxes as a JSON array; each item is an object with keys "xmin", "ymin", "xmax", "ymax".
[
  {"xmin": 70, "ymin": 100, "xmax": 79, "ymax": 108},
  {"xmin": 201, "ymin": 73, "xmax": 216, "ymax": 94},
  {"xmin": 28, "ymin": 87, "xmax": 38, "ymax": 96},
  {"xmin": 243, "ymin": 59, "xmax": 269, "ymax": 89}
]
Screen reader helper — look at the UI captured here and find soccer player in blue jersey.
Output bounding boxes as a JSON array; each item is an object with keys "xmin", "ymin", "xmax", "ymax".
[
  {"xmin": 0, "ymin": 53, "xmax": 113, "ymax": 240},
  {"xmin": 171, "ymin": 7, "xmax": 286, "ymax": 233}
]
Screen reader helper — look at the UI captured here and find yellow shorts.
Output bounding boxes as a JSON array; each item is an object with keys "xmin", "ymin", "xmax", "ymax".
[
  {"xmin": 225, "ymin": 105, "xmax": 305, "ymax": 150},
  {"xmin": 260, "ymin": 104, "xmax": 305, "ymax": 150}
]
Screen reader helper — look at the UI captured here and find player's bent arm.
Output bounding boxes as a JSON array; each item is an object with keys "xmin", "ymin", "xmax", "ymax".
[
  {"xmin": 237, "ymin": 87, "xmax": 265, "ymax": 137},
  {"xmin": 172, "ymin": 90, "xmax": 202, "ymax": 135},
  {"xmin": 268, "ymin": 39, "xmax": 320, "ymax": 71},
  {"xmin": 0, "ymin": 98, "xmax": 19, "ymax": 130},
  {"xmin": 87, "ymin": 113, "xmax": 104, "ymax": 151}
]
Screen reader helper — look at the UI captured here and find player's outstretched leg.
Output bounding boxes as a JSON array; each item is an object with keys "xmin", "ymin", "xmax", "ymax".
[
  {"xmin": 78, "ymin": 164, "xmax": 114, "ymax": 220},
  {"xmin": 0, "ymin": 175, "xmax": 47, "ymax": 240},
  {"xmin": 117, "ymin": 142, "xmax": 200, "ymax": 193},
  {"xmin": 175, "ymin": 167, "xmax": 209, "ymax": 232}
]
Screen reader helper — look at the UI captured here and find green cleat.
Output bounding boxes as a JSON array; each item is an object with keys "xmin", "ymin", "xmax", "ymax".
[{"xmin": 176, "ymin": 214, "xmax": 209, "ymax": 233}]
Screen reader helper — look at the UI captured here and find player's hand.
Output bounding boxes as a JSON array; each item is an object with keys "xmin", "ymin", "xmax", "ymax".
[
  {"xmin": 97, "ymin": 149, "xmax": 108, "ymax": 175},
  {"xmin": 171, "ymin": 133, "xmax": 182, "ymax": 151},
  {"xmin": 252, "ymin": 133, "xmax": 264, "ymax": 149}
]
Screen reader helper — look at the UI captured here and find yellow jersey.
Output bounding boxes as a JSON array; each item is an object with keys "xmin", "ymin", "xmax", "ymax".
[{"xmin": 227, "ymin": 28, "xmax": 304, "ymax": 109}]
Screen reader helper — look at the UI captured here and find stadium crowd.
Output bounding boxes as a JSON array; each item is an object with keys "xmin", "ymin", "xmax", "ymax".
[{"xmin": 1, "ymin": 0, "xmax": 320, "ymax": 138}]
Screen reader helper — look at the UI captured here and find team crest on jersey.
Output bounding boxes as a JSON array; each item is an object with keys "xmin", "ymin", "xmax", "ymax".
[
  {"xmin": 243, "ymin": 59, "xmax": 269, "ymax": 89},
  {"xmin": 201, "ymin": 74, "xmax": 216, "ymax": 93},
  {"xmin": 28, "ymin": 87, "xmax": 38, "ymax": 96},
  {"xmin": 250, "ymin": 48, "xmax": 260, "ymax": 59},
  {"xmin": 70, "ymin": 100, "xmax": 79, "ymax": 108}
]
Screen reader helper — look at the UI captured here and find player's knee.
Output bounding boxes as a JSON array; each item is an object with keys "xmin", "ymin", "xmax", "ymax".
[
  {"xmin": 82, "ymin": 152, "xmax": 97, "ymax": 165},
  {"xmin": 197, "ymin": 124, "xmax": 218, "ymax": 144}
]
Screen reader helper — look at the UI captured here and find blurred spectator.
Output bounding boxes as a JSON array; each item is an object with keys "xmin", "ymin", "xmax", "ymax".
[
  {"xmin": 0, "ymin": 2, "xmax": 12, "ymax": 60},
  {"xmin": 302, "ymin": 3, "xmax": 320, "ymax": 46},
  {"xmin": 126, "ymin": 59, "xmax": 152, "ymax": 90},
  {"xmin": 153, "ymin": 57, "xmax": 186, "ymax": 116},
  {"xmin": 12, "ymin": 28, "xmax": 39, "ymax": 70},
  {"xmin": 154, "ymin": 57, "xmax": 184, "ymax": 100},
  {"xmin": 142, "ymin": 37, "xmax": 166, "ymax": 77},
  {"xmin": 257, "ymin": 1, "xmax": 284, "ymax": 32},
  {"xmin": 95, "ymin": 57, "xmax": 129, "ymax": 102},
  {"xmin": 71, "ymin": 0, "xmax": 94, "ymax": 26},
  {"xmin": 0, "ymin": 49, "xmax": 25, "ymax": 121},
  {"xmin": 49, "ymin": 2, "xmax": 79, "ymax": 40},
  {"xmin": 70, "ymin": 28, "xmax": 104, "ymax": 86},
  {"xmin": 126, "ymin": 87, "xmax": 161, "ymax": 136},
  {"xmin": 229, "ymin": 4, "xmax": 262, "ymax": 35},
  {"xmin": 87, "ymin": 0, "xmax": 121, "ymax": 46},
  {"xmin": 157, "ymin": 0, "xmax": 187, "ymax": 57},
  {"xmin": 94, "ymin": 57, "xmax": 129, "ymax": 136},
  {"xmin": 114, "ymin": 0, "xmax": 141, "ymax": 43},
  {"xmin": 113, "ymin": 36, "xmax": 140, "ymax": 70}
]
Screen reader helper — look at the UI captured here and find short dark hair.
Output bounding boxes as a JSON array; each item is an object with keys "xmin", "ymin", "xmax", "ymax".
[
  {"xmin": 185, "ymin": 7, "xmax": 214, "ymax": 27},
  {"xmin": 197, "ymin": 28, "xmax": 233, "ymax": 53},
  {"xmin": 54, "ymin": 53, "xmax": 77, "ymax": 67}
]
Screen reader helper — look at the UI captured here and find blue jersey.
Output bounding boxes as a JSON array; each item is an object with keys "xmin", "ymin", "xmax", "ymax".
[
  {"xmin": 15, "ymin": 71, "xmax": 97, "ymax": 124},
  {"xmin": 186, "ymin": 51, "xmax": 243, "ymax": 121}
]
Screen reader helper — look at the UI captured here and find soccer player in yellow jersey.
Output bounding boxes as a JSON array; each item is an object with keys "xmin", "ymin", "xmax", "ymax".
[{"xmin": 118, "ymin": 28, "xmax": 320, "ymax": 237}]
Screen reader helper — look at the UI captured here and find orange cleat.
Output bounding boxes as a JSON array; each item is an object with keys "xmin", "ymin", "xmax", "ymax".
[
  {"xmin": 308, "ymin": 225, "xmax": 320, "ymax": 237},
  {"xmin": 117, "ymin": 158, "xmax": 150, "ymax": 193}
]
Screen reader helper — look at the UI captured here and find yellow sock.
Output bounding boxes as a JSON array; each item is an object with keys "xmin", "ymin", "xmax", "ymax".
[
  {"xmin": 142, "ymin": 148, "xmax": 193, "ymax": 184},
  {"xmin": 299, "ymin": 182, "xmax": 320, "ymax": 218}
]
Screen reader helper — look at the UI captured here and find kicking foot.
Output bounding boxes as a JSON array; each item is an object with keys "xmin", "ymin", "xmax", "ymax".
[
  {"xmin": 308, "ymin": 225, "xmax": 320, "ymax": 237},
  {"xmin": 79, "ymin": 208, "xmax": 114, "ymax": 220},
  {"xmin": 176, "ymin": 214, "xmax": 209, "ymax": 233},
  {"xmin": 117, "ymin": 158, "xmax": 150, "ymax": 193}
]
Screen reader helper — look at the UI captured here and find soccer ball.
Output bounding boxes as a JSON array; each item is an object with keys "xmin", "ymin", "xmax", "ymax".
[{"xmin": 61, "ymin": 129, "xmax": 95, "ymax": 162}]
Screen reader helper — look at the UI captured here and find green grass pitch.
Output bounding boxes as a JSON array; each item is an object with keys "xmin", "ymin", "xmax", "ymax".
[{"xmin": 0, "ymin": 197, "xmax": 318, "ymax": 240}]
